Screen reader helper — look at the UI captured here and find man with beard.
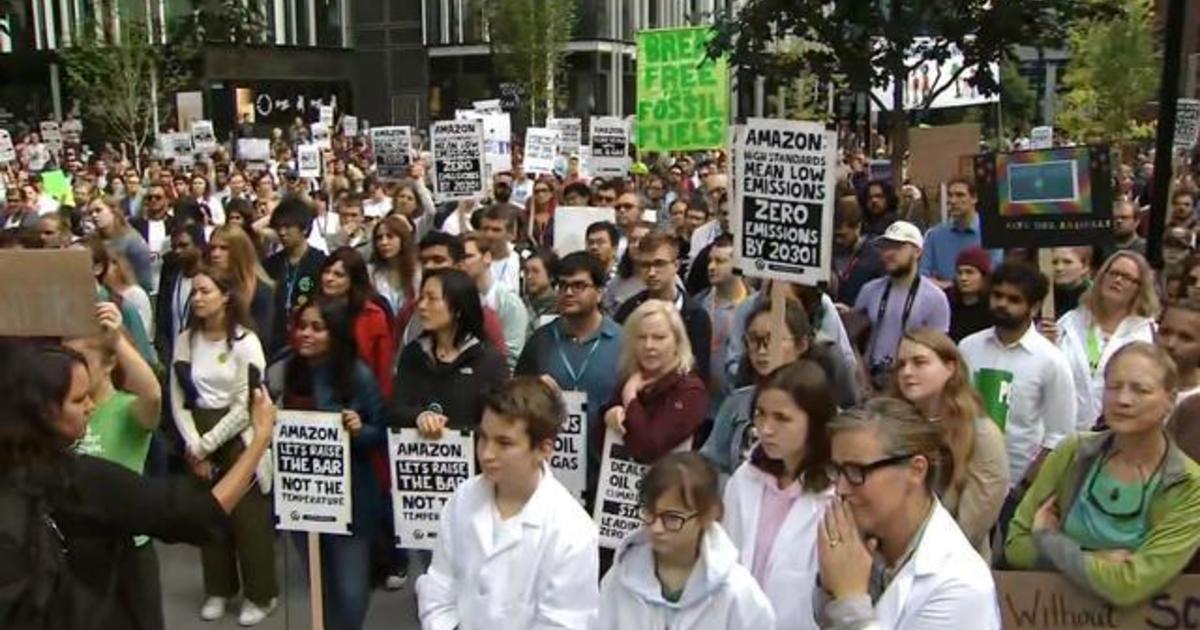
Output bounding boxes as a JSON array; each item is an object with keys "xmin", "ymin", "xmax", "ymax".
[
  {"xmin": 860, "ymin": 179, "xmax": 898, "ymax": 237},
  {"xmin": 1111, "ymin": 198, "xmax": 1146, "ymax": 257},
  {"xmin": 958, "ymin": 262, "xmax": 1076, "ymax": 489},
  {"xmin": 853, "ymin": 221, "xmax": 949, "ymax": 388}
]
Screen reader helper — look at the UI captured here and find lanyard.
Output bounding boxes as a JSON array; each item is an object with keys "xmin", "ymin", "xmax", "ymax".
[
  {"xmin": 552, "ymin": 325, "xmax": 602, "ymax": 389},
  {"xmin": 1086, "ymin": 326, "xmax": 1105, "ymax": 373},
  {"xmin": 284, "ymin": 260, "xmax": 302, "ymax": 310},
  {"xmin": 867, "ymin": 277, "xmax": 921, "ymax": 361},
  {"xmin": 175, "ymin": 276, "xmax": 191, "ymax": 334},
  {"xmin": 837, "ymin": 242, "xmax": 863, "ymax": 284}
]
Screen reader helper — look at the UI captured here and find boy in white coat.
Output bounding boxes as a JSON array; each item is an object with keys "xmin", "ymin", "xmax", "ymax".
[{"xmin": 416, "ymin": 377, "xmax": 599, "ymax": 630}]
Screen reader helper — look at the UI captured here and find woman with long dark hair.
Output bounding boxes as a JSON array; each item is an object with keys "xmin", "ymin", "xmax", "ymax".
[
  {"xmin": 318, "ymin": 247, "xmax": 395, "ymax": 397},
  {"xmin": 369, "ymin": 215, "xmax": 420, "ymax": 318}
]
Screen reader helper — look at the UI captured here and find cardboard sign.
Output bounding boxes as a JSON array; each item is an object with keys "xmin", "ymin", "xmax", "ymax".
[
  {"xmin": 589, "ymin": 117, "xmax": 630, "ymax": 179},
  {"xmin": 431, "ymin": 119, "xmax": 486, "ymax": 202},
  {"xmin": 552, "ymin": 206, "xmax": 616, "ymax": 257},
  {"xmin": 342, "ymin": 115, "xmax": 359, "ymax": 138},
  {"xmin": 273, "ymin": 411, "xmax": 352, "ymax": 535},
  {"xmin": 388, "ymin": 428, "xmax": 475, "ymax": 550},
  {"xmin": 552, "ymin": 391, "xmax": 588, "ymax": 503},
  {"xmin": 319, "ymin": 104, "xmax": 334, "ymax": 129},
  {"xmin": 635, "ymin": 26, "xmax": 729, "ymax": 152},
  {"xmin": 732, "ymin": 118, "xmax": 836, "ymax": 285},
  {"xmin": 593, "ymin": 431, "xmax": 690, "ymax": 549},
  {"xmin": 0, "ymin": 250, "xmax": 96, "ymax": 337},
  {"xmin": 297, "ymin": 144, "xmax": 322, "ymax": 179},
  {"xmin": 995, "ymin": 571, "xmax": 1200, "ymax": 629},
  {"xmin": 1030, "ymin": 126, "xmax": 1054, "ymax": 150},
  {"xmin": 311, "ymin": 122, "xmax": 331, "ymax": 150},
  {"xmin": 237, "ymin": 138, "xmax": 272, "ymax": 164},
  {"xmin": 371, "ymin": 126, "xmax": 412, "ymax": 178},
  {"xmin": 1175, "ymin": 99, "xmax": 1200, "ymax": 152},
  {"xmin": 524, "ymin": 127, "xmax": 560, "ymax": 175},
  {"xmin": 40, "ymin": 121, "xmax": 62, "ymax": 154},
  {"xmin": 0, "ymin": 130, "xmax": 15, "ymax": 163},
  {"xmin": 548, "ymin": 117, "xmax": 582, "ymax": 155},
  {"xmin": 976, "ymin": 145, "xmax": 1114, "ymax": 249},
  {"xmin": 61, "ymin": 119, "xmax": 83, "ymax": 145},
  {"xmin": 908, "ymin": 123, "xmax": 981, "ymax": 189},
  {"xmin": 191, "ymin": 120, "xmax": 217, "ymax": 155}
]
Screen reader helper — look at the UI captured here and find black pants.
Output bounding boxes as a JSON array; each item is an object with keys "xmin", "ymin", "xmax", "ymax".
[{"xmin": 118, "ymin": 542, "xmax": 164, "ymax": 630}]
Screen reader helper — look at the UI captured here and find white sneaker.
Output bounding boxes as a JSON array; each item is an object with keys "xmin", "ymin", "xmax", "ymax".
[
  {"xmin": 199, "ymin": 596, "xmax": 227, "ymax": 621},
  {"xmin": 237, "ymin": 598, "xmax": 277, "ymax": 627},
  {"xmin": 384, "ymin": 573, "xmax": 407, "ymax": 590}
]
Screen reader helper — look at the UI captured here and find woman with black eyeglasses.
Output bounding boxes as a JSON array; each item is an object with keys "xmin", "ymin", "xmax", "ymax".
[{"xmin": 1006, "ymin": 341, "xmax": 1200, "ymax": 607}]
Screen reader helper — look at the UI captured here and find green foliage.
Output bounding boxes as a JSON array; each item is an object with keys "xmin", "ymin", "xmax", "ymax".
[
  {"xmin": 486, "ymin": 0, "xmax": 577, "ymax": 125},
  {"xmin": 999, "ymin": 59, "xmax": 1037, "ymax": 135},
  {"xmin": 1056, "ymin": 0, "xmax": 1159, "ymax": 147}
]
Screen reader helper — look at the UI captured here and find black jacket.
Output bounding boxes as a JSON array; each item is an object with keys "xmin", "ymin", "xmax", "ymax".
[
  {"xmin": 262, "ymin": 246, "xmax": 325, "ymax": 355},
  {"xmin": 614, "ymin": 290, "xmax": 713, "ymax": 381},
  {"xmin": 388, "ymin": 336, "xmax": 509, "ymax": 431},
  {"xmin": 129, "ymin": 216, "xmax": 175, "ymax": 245}
]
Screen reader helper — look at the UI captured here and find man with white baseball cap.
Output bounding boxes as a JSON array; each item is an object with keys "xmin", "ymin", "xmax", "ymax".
[{"xmin": 853, "ymin": 220, "xmax": 951, "ymax": 389}]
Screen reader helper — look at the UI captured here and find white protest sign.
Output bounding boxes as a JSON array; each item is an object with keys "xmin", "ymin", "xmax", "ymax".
[
  {"xmin": 593, "ymin": 431, "xmax": 690, "ymax": 549},
  {"xmin": 342, "ymin": 115, "xmax": 359, "ymax": 138},
  {"xmin": 480, "ymin": 112, "xmax": 513, "ymax": 175},
  {"xmin": 0, "ymin": 130, "xmax": 15, "ymax": 163},
  {"xmin": 238, "ymin": 138, "xmax": 271, "ymax": 164},
  {"xmin": 61, "ymin": 119, "xmax": 83, "ymax": 145},
  {"xmin": 167, "ymin": 132, "xmax": 195, "ymax": 166},
  {"xmin": 473, "ymin": 99, "xmax": 503, "ymax": 115},
  {"xmin": 191, "ymin": 120, "xmax": 217, "ymax": 155},
  {"xmin": 524, "ymin": 127, "xmax": 560, "ymax": 175},
  {"xmin": 388, "ymin": 428, "xmax": 475, "ymax": 550},
  {"xmin": 552, "ymin": 206, "xmax": 615, "ymax": 257},
  {"xmin": 311, "ymin": 122, "xmax": 331, "ymax": 150},
  {"xmin": 548, "ymin": 117, "xmax": 582, "ymax": 156},
  {"xmin": 1029, "ymin": 126, "xmax": 1054, "ymax": 150},
  {"xmin": 273, "ymin": 411, "xmax": 352, "ymax": 535},
  {"xmin": 371, "ymin": 126, "xmax": 412, "ymax": 178},
  {"xmin": 297, "ymin": 144, "xmax": 322, "ymax": 179},
  {"xmin": 431, "ymin": 119, "xmax": 486, "ymax": 202},
  {"xmin": 733, "ymin": 118, "xmax": 836, "ymax": 285},
  {"xmin": 40, "ymin": 121, "xmax": 62, "ymax": 154},
  {"xmin": 1175, "ymin": 99, "xmax": 1200, "ymax": 152},
  {"xmin": 552, "ymin": 391, "xmax": 588, "ymax": 503},
  {"xmin": 319, "ymin": 104, "xmax": 335, "ymax": 128},
  {"xmin": 589, "ymin": 116, "xmax": 629, "ymax": 179}
]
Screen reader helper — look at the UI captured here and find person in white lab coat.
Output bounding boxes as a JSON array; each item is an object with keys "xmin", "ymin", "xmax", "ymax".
[
  {"xmin": 722, "ymin": 360, "xmax": 835, "ymax": 629},
  {"xmin": 817, "ymin": 398, "xmax": 1000, "ymax": 629},
  {"xmin": 416, "ymin": 377, "xmax": 599, "ymax": 630},
  {"xmin": 599, "ymin": 452, "xmax": 775, "ymax": 630}
]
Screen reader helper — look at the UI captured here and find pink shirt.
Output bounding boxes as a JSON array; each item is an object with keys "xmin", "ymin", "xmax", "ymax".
[{"xmin": 750, "ymin": 468, "xmax": 805, "ymax": 583}]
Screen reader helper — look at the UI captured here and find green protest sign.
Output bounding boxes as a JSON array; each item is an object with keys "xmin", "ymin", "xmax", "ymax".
[
  {"xmin": 636, "ymin": 26, "xmax": 729, "ymax": 152},
  {"xmin": 41, "ymin": 170, "xmax": 74, "ymax": 206}
]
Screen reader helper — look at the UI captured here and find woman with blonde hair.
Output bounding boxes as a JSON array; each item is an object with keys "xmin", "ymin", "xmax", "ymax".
[
  {"xmin": 103, "ymin": 246, "xmax": 156, "ymax": 340},
  {"xmin": 1051, "ymin": 250, "xmax": 1159, "ymax": 431},
  {"xmin": 208, "ymin": 224, "xmax": 276, "ymax": 347},
  {"xmin": 599, "ymin": 299, "xmax": 709, "ymax": 464},
  {"xmin": 890, "ymin": 328, "xmax": 1009, "ymax": 558},
  {"xmin": 87, "ymin": 195, "xmax": 153, "ymax": 292}
]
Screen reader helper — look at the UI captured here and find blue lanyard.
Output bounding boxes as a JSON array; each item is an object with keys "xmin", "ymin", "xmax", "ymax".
[
  {"xmin": 284, "ymin": 260, "xmax": 301, "ymax": 310},
  {"xmin": 552, "ymin": 325, "xmax": 602, "ymax": 389}
]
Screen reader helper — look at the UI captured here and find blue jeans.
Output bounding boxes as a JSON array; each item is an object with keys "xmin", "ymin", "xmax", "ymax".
[{"xmin": 291, "ymin": 532, "xmax": 373, "ymax": 630}]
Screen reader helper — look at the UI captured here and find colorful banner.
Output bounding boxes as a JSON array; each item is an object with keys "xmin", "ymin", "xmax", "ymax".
[{"xmin": 635, "ymin": 26, "xmax": 729, "ymax": 152}]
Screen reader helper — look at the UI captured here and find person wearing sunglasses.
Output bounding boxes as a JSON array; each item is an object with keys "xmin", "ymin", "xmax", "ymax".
[
  {"xmin": 1049, "ymin": 251, "xmax": 1159, "ymax": 432},
  {"xmin": 599, "ymin": 452, "xmax": 775, "ymax": 630},
  {"xmin": 1006, "ymin": 342, "xmax": 1200, "ymax": 607},
  {"xmin": 817, "ymin": 397, "xmax": 1000, "ymax": 629}
]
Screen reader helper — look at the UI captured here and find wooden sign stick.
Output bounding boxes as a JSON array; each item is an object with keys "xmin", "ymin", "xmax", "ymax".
[{"xmin": 308, "ymin": 532, "xmax": 325, "ymax": 630}]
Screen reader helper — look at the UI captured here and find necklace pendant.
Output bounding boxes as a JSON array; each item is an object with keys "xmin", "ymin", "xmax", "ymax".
[
  {"xmin": 1109, "ymin": 487, "xmax": 1120, "ymax": 502},
  {"xmin": 218, "ymin": 351, "xmax": 229, "ymax": 364}
]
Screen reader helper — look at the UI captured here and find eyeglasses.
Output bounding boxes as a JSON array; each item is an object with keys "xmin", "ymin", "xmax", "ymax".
[
  {"xmin": 557, "ymin": 280, "xmax": 595, "ymax": 294},
  {"xmin": 826, "ymin": 454, "xmax": 914, "ymax": 486},
  {"xmin": 1106, "ymin": 269, "xmax": 1141, "ymax": 286},
  {"xmin": 745, "ymin": 332, "xmax": 796, "ymax": 351},
  {"xmin": 146, "ymin": 194, "xmax": 164, "ymax": 201},
  {"xmin": 615, "ymin": 202, "xmax": 637, "ymax": 210},
  {"xmin": 597, "ymin": 195, "xmax": 617, "ymax": 203},
  {"xmin": 639, "ymin": 508, "xmax": 699, "ymax": 533}
]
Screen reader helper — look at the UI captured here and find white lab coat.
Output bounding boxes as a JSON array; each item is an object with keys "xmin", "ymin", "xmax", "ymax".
[
  {"xmin": 722, "ymin": 462, "xmax": 832, "ymax": 630},
  {"xmin": 826, "ymin": 500, "xmax": 1000, "ymax": 630},
  {"xmin": 416, "ymin": 464, "xmax": 599, "ymax": 630},
  {"xmin": 598, "ymin": 523, "xmax": 775, "ymax": 630},
  {"xmin": 1057, "ymin": 308, "xmax": 1155, "ymax": 431}
]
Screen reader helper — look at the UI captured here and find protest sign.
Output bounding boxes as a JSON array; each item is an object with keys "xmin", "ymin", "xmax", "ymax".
[
  {"xmin": 473, "ymin": 99, "xmax": 503, "ymax": 115},
  {"xmin": 589, "ymin": 117, "xmax": 630, "ymax": 179},
  {"xmin": 498, "ymin": 83, "xmax": 522, "ymax": 112},
  {"xmin": 0, "ymin": 250, "xmax": 96, "ymax": 337},
  {"xmin": 552, "ymin": 206, "xmax": 615, "ymax": 257},
  {"xmin": 635, "ymin": 26, "xmax": 729, "ymax": 152},
  {"xmin": 167, "ymin": 132, "xmax": 195, "ymax": 166},
  {"xmin": 481, "ymin": 112, "xmax": 513, "ymax": 175},
  {"xmin": 524, "ymin": 127, "xmax": 560, "ymax": 175},
  {"xmin": 237, "ymin": 138, "xmax": 272, "ymax": 165},
  {"xmin": 867, "ymin": 159, "xmax": 893, "ymax": 184},
  {"xmin": 1030, "ymin": 126, "xmax": 1054, "ymax": 150},
  {"xmin": 371, "ymin": 126, "xmax": 412, "ymax": 178},
  {"xmin": 388, "ymin": 428, "xmax": 475, "ymax": 550},
  {"xmin": 311, "ymin": 122, "xmax": 331, "ymax": 150},
  {"xmin": 431, "ymin": 120, "xmax": 486, "ymax": 202},
  {"xmin": 732, "ymin": 118, "xmax": 836, "ymax": 285},
  {"xmin": 975, "ymin": 145, "xmax": 1114, "ymax": 249},
  {"xmin": 342, "ymin": 115, "xmax": 358, "ymax": 138},
  {"xmin": 907, "ymin": 123, "xmax": 981, "ymax": 189},
  {"xmin": 191, "ymin": 120, "xmax": 217, "ymax": 155},
  {"xmin": 1175, "ymin": 99, "xmax": 1200, "ymax": 152},
  {"xmin": 297, "ymin": 144, "xmax": 322, "ymax": 179},
  {"xmin": 548, "ymin": 117, "xmax": 582, "ymax": 155},
  {"xmin": 61, "ymin": 119, "xmax": 83, "ymax": 145},
  {"xmin": 995, "ymin": 571, "xmax": 1200, "ymax": 629},
  {"xmin": 273, "ymin": 411, "xmax": 352, "ymax": 535},
  {"xmin": 594, "ymin": 431, "xmax": 690, "ymax": 549},
  {"xmin": 319, "ymin": 104, "xmax": 334, "ymax": 128},
  {"xmin": 40, "ymin": 121, "xmax": 62, "ymax": 154},
  {"xmin": 552, "ymin": 391, "xmax": 587, "ymax": 503},
  {"xmin": 41, "ymin": 170, "xmax": 71, "ymax": 203},
  {"xmin": 0, "ymin": 130, "xmax": 15, "ymax": 163}
]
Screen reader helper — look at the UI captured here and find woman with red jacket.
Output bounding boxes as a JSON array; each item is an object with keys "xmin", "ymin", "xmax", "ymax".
[
  {"xmin": 601, "ymin": 299, "xmax": 709, "ymax": 464},
  {"xmin": 317, "ymin": 247, "xmax": 395, "ymax": 398}
]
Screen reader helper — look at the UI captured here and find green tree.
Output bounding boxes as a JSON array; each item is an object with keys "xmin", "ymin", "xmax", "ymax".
[
  {"xmin": 1056, "ymin": 0, "xmax": 1159, "ymax": 148},
  {"xmin": 999, "ymin": 59, "xmax": 1037, "ymax": 138},
  {"xmin": 486, "ymin": 0, "xmax": 577, "ymax": 125}
]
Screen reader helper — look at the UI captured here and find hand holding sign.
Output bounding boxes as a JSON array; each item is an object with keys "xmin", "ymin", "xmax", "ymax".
[
  {"xmin": 95, "ymin": 302, "xmax": 122, "ymax": 340},
  {"xmin": 416, "ymin": 411, "xmax": 449, "ymax": 440},
  {"xmin": 251, "ymin": 386, "xmax": 278, "ymax": 438},
  {"xmin": 604, "ymin": 406, "xmax": 626, "ymax": 436},
  {"xmin": 341, "ymin": 410, "xmax": 363, "ymax": 436}
]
